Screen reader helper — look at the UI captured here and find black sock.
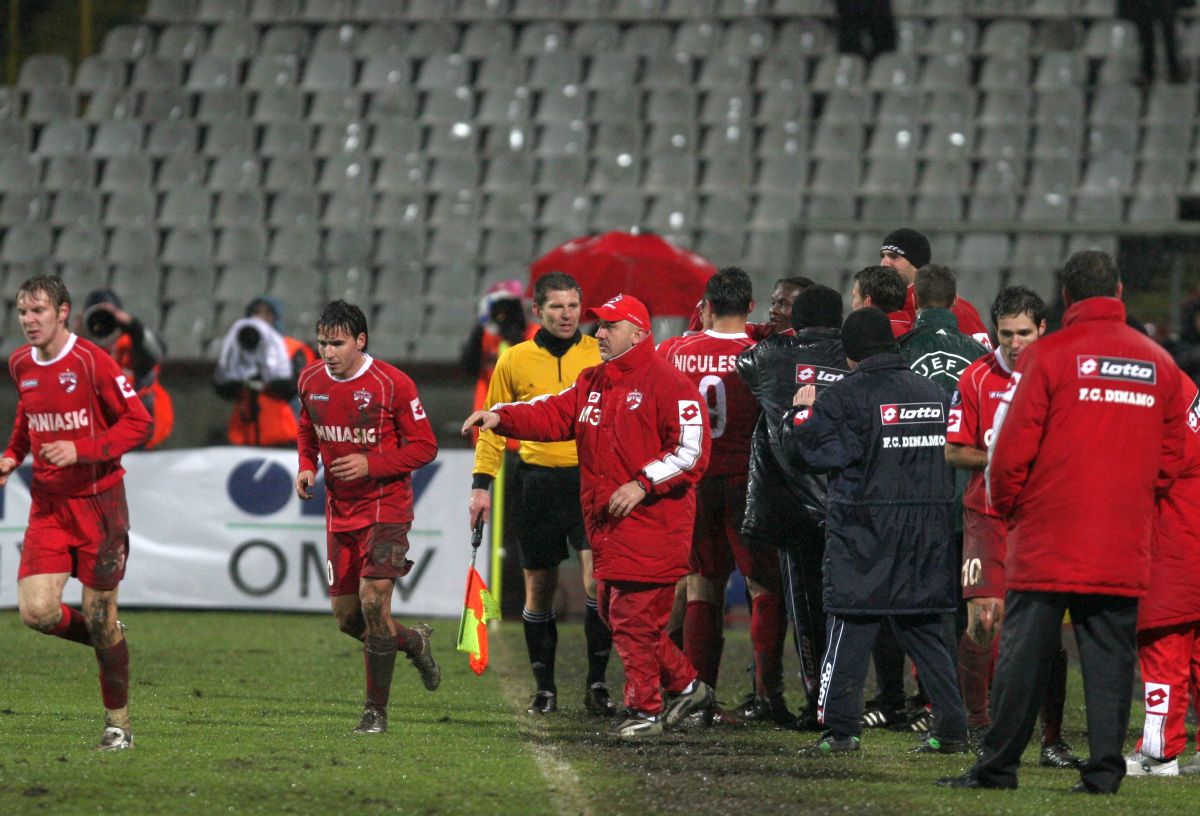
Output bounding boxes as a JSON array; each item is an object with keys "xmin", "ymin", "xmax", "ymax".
[
  {"xmin": 522, "ymin": 608, "xmax": 557, "ymax": 694},
  {"xmin": 584, "ymin": 598, "xmax": 612, "ymax": 686}
]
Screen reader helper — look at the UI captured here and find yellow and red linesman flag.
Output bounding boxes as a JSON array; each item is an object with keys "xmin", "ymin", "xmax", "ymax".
[
  {"xmin": 457, "ymin": 564, "xmax": 500, "ymax": 675},
  {"xmin": 458, "ymin": 521, "xmax": 499, "ymax": 674}
]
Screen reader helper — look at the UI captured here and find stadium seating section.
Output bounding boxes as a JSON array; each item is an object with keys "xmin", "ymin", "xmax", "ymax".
[{"xmin": 0, "ymin": 0, "xmax": 1190, "ymax": 359}]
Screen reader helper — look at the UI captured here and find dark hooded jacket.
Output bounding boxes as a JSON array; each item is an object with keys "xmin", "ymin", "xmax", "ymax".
[
  {"xmin": 778, "ymin": 353, "xmax": 956, "ymax": 614},
  {"xmin": 735, "ymin": 327, "xmax": 848, "ymax": 538}
]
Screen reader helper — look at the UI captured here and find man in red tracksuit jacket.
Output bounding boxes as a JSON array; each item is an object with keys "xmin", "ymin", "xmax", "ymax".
[
  {"xmin": 463, "ymin": 294, "xmax": 713, "ymax": 740},
  {"xmin": 940, "ymin": 251, "xmax": 1186, "ymax": 795},
  {"xmin": 1125, "ymin": 381, "xmax": 1200, "ymax": 777}
]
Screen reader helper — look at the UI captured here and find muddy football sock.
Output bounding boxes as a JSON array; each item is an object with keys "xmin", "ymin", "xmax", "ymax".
[
  {"xmin": 50, "ymin": 604, "xmax": 93, "ymax": 646},
  {"xmin": 95, "ymin": 639, "xmax": 130, "ymax": 711},
  {"xmin": 364, "ymin": 635, "xmax": 398, "ymax": 709}
]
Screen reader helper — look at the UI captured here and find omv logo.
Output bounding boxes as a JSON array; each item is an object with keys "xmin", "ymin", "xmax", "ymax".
[{"xmin": 225, "ymin": 458, "xmax": 439, "ymax": 515}]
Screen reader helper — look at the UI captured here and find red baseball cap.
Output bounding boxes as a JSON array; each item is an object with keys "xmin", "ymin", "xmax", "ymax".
[{"xmin": 588, "ymin": 294, "xmax": 651, "ymax": 331}]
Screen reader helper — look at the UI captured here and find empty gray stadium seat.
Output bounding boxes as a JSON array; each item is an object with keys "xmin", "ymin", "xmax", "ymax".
[
  {"xmin": 2, "ymin": 223, "xmax": 54, "ymax": 263},
  {"xmin": 25, "ymin": 88, "xmax": 78, "ymax": 123},
  {"xmin": 104, "ymin": 190, "xmax": 156, "ymax": 228},
  {"xmin": 44, "ymin": 156, "xmax": 97, "ymax": 191},
  {"xmin": 76, "ymin": 56, "xmax": 129, "ymax": 94},
  {"xmin": 108, "ymin": 227, "xmax": 159, "ymax": 264},
  {"xmin": 158, "ymin": 154, "xmax": 208, "ymax": 189},
  {"xmin": 51, "ymin": 190, "xmax": 102, "ymax": 227},
  {"xmin": 161, "ymin": 189, "xmax": 213, "ymax": 228},
  {"xmin": 0, "ymin": 191, "xmax": 48, "ymax": 225}
]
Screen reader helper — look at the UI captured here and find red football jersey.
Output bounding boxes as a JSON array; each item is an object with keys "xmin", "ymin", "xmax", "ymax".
[
  {"xmin": 297, "ymin": 356, "xmax": 438, "ymax": 532},
  {"xmin": 4, "ymin": 334, "xmax": 151, "ymax": 497},
  {"xmin": 947, "ymin": 348, "xmax": 1013, "ymax": 516},
  {"xmin": 666, "ymin": 329, "xmax": 758, "ymax": 476}
]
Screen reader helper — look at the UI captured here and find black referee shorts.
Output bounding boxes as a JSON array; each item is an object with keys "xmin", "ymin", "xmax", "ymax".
[{"xmin": 512, "ymin": 461, "xmax": 588, "ymax": 570}]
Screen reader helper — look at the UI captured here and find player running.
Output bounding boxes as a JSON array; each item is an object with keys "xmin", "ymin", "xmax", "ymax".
[
  {"xmin": 1, "ymin": 275, "xmax": 151, "ymax": 750},
  {"xmin": 295, "ymin": 300, "xmax": 440, "ymax": 734}
]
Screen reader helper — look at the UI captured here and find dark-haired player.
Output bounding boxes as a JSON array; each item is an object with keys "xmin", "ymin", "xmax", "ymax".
[
  {"xmin": 945, "ymin": 286, "xmax": 1076, "ymax": 766},
  {"xmin": 296, "ymin": 300, "xmax": 440, "ymax": 734},
  {"xmin": 668, "ymin": 269, "xmax": 789, "ymax": 722},
  {"xmin": 1, "ymin": 275, "xmax": 152, "ymax": 750}
]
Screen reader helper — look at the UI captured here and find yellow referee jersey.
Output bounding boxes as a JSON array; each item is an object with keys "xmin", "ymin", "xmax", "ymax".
[{"xmin": 472, "ymin": 333, "xmax": 601, "ymax": 477}]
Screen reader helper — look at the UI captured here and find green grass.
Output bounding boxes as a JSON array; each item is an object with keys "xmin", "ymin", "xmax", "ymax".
[
  {"xmin": 0, "ymin": 612, "xmax": 1197, "ymax": 815},
  {"xmin": 0, "ymin": 611, "xmax": 557, "ymax": 816}
]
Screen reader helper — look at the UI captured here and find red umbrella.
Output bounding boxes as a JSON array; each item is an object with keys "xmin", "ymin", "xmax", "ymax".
[{"xmin": 528, "ymin": 230, "xmax": 715, "ymax": 319}]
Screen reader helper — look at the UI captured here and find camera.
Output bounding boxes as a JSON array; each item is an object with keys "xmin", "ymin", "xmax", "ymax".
[
  {"xmin": 83, "ymin": 304, "xmax": 121, "ymax": 345},
  {"xmin": 236, "ymin": 324, "xmax": 262, "ymax": 352}
]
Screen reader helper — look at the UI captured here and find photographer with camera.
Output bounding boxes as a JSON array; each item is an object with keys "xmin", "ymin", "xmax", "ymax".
[
  {"xmin": 214, "ymin": 297, "xmax": 316, "ymax": 447},
  {"xmin": 77, "ymin": 289, "xmax": 174, "ymax": 450}
]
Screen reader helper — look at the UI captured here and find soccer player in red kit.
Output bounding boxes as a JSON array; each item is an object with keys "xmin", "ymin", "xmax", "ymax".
[
  {"xmin": 295, "ymin": 300, "xmax": 441, "ymax": 734},
  {"xmin": 667, "ymin": 268, "xmax": 789, "ymax": 722},
  {"xmin": 0, "ymin": 275, "xmax": 152, "ymax": 750},
  {"xmin": 944, "ymin": 286, "xmax": 1076, "ymax": 767}
]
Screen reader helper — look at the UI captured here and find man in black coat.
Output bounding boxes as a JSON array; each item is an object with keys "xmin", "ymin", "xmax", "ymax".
[
  {"xmin": 780, "ymin": 307, "xmax": 968, "ymax": 755},
  {"xmin": 736, "ymin": 284, "xmax": 847, "ymax": 726}
]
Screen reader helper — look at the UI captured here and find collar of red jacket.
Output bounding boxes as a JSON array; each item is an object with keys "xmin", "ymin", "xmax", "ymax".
[
  {"xmin": 605, "ymin": 332, "xmax": 656, "ymax": 379},
  {"xmin": 1062, "ymin": 296, "xmax": 1126, "ymax": 328}
]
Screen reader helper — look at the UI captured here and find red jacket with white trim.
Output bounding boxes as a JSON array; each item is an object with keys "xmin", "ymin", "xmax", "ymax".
[
  {"xmin": 493, "ymin": 336, "xmax": 710, "ymax": 583},
  {"xmin": 1140, "ymin": 381, "xmax": 1200, "ymax": 630},
  {"xmin": 987, "ymin": 297, "xmax": 1186, "ymax": 597}
]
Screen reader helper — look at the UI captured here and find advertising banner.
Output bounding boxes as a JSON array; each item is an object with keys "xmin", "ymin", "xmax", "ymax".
[{"xmin": 0, "ymin": 448, "xmax": 482, "ymax": 616}]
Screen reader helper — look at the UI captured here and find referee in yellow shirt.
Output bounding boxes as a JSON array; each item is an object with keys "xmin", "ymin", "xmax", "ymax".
[{"xmin": 468, "ymin": 272, "xmax": 613, "ymax": 715}]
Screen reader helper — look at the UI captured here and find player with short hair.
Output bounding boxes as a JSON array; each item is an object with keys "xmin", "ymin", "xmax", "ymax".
[
  {"xmin": 667, "ymin": 268, "xmax": 790, "ymax": 724},
  {"xmin": 295, "ymin": 300, "xmax": 441, "ymax": 734},
  {"xmin": 1, "ymin": 274, "xmax": 152, "ymax": 750},
  {"xmin": 851, "ymin": 265, "xmax": 910, "ymax": 337},
  {"xmin": 945, "ymin": 286, "xmax": 1077, "ymax": 767}
]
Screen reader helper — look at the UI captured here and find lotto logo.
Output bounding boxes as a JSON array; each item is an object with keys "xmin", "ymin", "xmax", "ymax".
[
  {"xmin": 1145, "ymin": 683, "xmax": 1170, "ymax": 714},
  {"xmin": 880, "ymin": 402, "xmax": 944, "ymax": 425},
  {"xmin": 678, "ymin": 400, "xmax": 702, "ymax": 425},
  {"xmin": 1076, "ymin": 355, "xmax": 1157, "ymax": 384},
  {"xmin": 795, "ymin": 365, "xmax": 845, "ymax": 385}
]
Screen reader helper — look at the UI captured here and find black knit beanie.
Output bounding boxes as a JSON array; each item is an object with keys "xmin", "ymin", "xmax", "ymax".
[
  {"xmin": 842, "ymin": 307, "xmax": 897, "ymax": 362},
  {"xmin": 880, "ymin": 228, "xmax": 931, "ymax": 270}
]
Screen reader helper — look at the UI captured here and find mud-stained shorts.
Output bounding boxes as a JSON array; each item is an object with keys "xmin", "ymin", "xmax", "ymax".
[
  {"xmin": 326, "ymin": 522, "xmax": 414, "ymax": 596},
  {"xmin": 962, "ymin": 507, "xmax": 1006, "ymax": 599},
  {"xmin": 19, "ymin": 483, "xmax": 130, "ymax": 591}
]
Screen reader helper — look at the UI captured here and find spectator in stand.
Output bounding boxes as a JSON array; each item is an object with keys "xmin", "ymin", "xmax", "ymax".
[
  {"xmin": 850, "ymin": 265, "xmax": 911, "ymax": 337},
  {"xmin": 879, "ymin": 228, "xmax": 992, "ymax": 350},
  {"xmin": 1120, "ymin": 0, "xmax": 1186, "ymax": 85},
  {"xmin": 834, "ymin": 0, "xmax": 896, "ymax": 60},
  {"xmin": 76, "ymin": 289, "xmax": 173, "ymax": 450},
  {"xmin": 940, "ymin": 250, "xmax": 1186, "ymax": 794},
  {"xmin": 214, "ymin": 296, "xmax": 315, "ymax": 447}
]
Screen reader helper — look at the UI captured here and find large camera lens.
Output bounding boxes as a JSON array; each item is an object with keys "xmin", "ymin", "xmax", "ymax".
[
  {"xmin": 237, "ymin": 324, "xmax": 262, "ymax": 352},
  {"xmin": 86, "ymin": 308, "xmax": 118, "ymax": 338}
]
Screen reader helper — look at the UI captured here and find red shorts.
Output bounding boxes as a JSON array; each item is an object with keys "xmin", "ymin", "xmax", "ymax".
[
  {"xmin": 962, "ymin": 506, "xmax": 1006, "ymax": 599},
  {"xmin": 326, "ymin": 523, "xmax": 414, "ymax": 596},
  {"xmin": 689, "ymin": 475, "xmax": 774, "ymax": 582},
  {"xmin": 18, "ymin": 483, "xmax": 130, "ymax": 591}
]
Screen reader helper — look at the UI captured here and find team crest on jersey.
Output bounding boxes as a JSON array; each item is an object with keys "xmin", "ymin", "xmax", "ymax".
[
  {"xmin": 353, "ymin": 389, "xmax": 372, "ymax": 410},
  {"xmin": 58, "ymin": 370, "xmax": 77, "ymax": 393},
  {"xmin": 626, "ymin": 390, "xmax": 643, "ymax": 410},
  {"xmin": 1188, "ymin": 392, "xmax": 1200, "ymax": 433}
]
